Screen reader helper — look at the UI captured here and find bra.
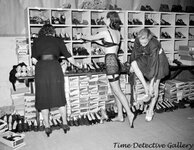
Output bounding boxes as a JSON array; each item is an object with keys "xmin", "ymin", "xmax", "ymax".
[{"xmin": 82, "ymin": 30, "xmax": 120, "ymax": 47}]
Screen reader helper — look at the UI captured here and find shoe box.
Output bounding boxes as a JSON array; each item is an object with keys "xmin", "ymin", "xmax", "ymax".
[
  {"xmin": 0, "ymin": 120, "xmax": 25, "ymax": 149},
  {"xmin": 179, "ymin": 46, "xmax": 194, "ymax": 65},
  {"xmin": 0, "ymin": 131, "xmax": 25, "ymax": 149}
]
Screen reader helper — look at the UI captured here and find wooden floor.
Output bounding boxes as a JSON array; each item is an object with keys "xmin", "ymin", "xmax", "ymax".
[{"xmin": 1, "ymin": 108, "xmax": 194, "ymax": 150}]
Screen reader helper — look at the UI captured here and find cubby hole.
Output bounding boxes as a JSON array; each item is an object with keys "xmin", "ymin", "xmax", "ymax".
[
  {"xmin": 175, "ymin": 27, "xmax": 188, "ymax": 39},
  {"xmin": 128, "ymin": 12, "xmax": 144, "ymax": 25},
  {"xmin": 190, "ymin": 14, "xmax": 194, "ymax": 26},
  {"xmin": 175, "ymin": 14, "xmax": 189, "ymax": 26},
  {"xmin": 188, "ymin": 40, "xmax": 194, "ymax": 46},
  {"xmin": 174, "ymin": 40, "xmax": 188, "ymax": 51},
  {"xmin": 55, "ymin": 26, "xmax": 71, "ymax": 41},
  {"xmin": 51, "ymin": 10, "xmax": 71, "ymax": 25},
  {"xmin": 91, "ymin": 11, "xmax": 106, "ymax": 26},
  {"xmin": 30, "ymin": 26, "xmax": 42, "ymax": 42},
  {"xmin": 160, "ymin": 13, "xmax": 175, "ymax": 26},
  {"xmin": 160, "ymin": 27, "xmax": 174, "ymax": 39},
  {"xmin": 145, "ymin": 13, "xmax": 160, "ymax": 26},
  {"xmin": 160, "ymin": 40, "xmax": 174, "ymax": 53},
  {"xmin": 189, "ymin": 27, "xmax": 194, "ymax": 40},
  {"xmin": 72, "ymin": 27, "xmax": 90, "ymax": 40},
  {"xmin": 29, "ymin": 9, "xmax": 50, "ymax": 24},
  {"xmin": 72, "ymin": 43, "xmax": 90, "ymax": 57},
  {"xmin": 72, "ymin": 10, "xmax": 90, "ymax": 25},
  {"xmin": 91, "ymin": 43, "xmax": 105, "ymax": 56}
]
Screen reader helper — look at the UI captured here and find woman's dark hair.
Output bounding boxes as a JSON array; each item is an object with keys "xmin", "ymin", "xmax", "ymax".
[
  {"xmin": 107, "ymin": 11, "xmax": 122, "ymax": 31},
  {"xmin": 38, "ymin": 24, "xmax": 56, "ymax": 37}
]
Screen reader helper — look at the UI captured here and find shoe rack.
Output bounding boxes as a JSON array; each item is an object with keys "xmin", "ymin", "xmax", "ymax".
[
  {"xmin": 27, "ymin": 7, "xmax": 194, "ymax": 66},
  {"xmin": 27, "ymin": 7, "xmax": 127, "ymax": 68},
  {"xmin": 26, "ymin": 7, "xmax": 194, "ymax": 117},
  {"xmin": 126, "ymin": 11, "xmax": 194, "ymax": 64}
]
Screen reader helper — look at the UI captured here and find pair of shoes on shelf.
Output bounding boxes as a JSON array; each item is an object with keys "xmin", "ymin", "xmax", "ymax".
[
  {"xmin": 176, "ymin": 19, "xmax": 186, "ymax": 26},
  {"xmin": 140, "ymin": 5, "xmax": 154, "ymax": 11},
  {"xmin": 45, "ymin": 127, "xmax": 52, "ymax": 137},
  {"xmin": 128, "ymin": 19, "xmax": 142, "ymax": 25},
  {"xmin": 145, "ymin": 110, "xmax": 154, "ymax": 122},
  {"xmin": 171, "ymin": 5, "xmax": 183, "ymax": 12},
  {"xmin": 161, "ymin": 19, "xmax": 171, "ymax": 25},
  {"xmin": 145, "ymin": 18, "xmax": 159, "ymax": 25},
  {"xmin": 160, "ymin": 32, "xmax": 171, "ymax": 39},
  {"xmin": 59, "ymin": 33, "xmax": 71, "ymax": 40},
  {"xmin": 175, "ymin": 32, "xmax": 186, "ymax": 38}
]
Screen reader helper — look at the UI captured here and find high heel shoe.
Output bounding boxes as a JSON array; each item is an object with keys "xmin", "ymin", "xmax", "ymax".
[
  {"xmin": 61, "ymin": 124, "xmax": 70, "ymax": 134},
  {"xmin": 145, "ymin": 110, "xmax": 154, "ymax": 122},
  {"xmin": 45, "ymin": 128, "xmax": 52, "ymax": 137},
  {"xmin": 129, "ymin": 110, "xmax": 138, "ymax": 128}
]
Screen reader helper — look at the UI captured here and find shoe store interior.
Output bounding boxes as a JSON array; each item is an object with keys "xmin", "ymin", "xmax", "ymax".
[{"xmin": 0, "ymin": 0, "xmax": 194, "ymax": 150}]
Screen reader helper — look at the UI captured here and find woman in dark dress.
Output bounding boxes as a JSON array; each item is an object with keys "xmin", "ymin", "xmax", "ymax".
[
  {"xmin": 31, "ymin": 24, "xmax": 79, "ymax": 136},
  {"xmin": 130, "ymin": 28, "xmax": 169, "ymax": 121}
]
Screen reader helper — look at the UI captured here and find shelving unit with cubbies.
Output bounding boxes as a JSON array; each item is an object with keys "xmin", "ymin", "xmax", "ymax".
[
  {"xmin": 125, "ymin": 10, "xmax": 194, "ymax": 64},
  {"xmin": 26, "ymin": 7, "xmax": 130, "ymax": 118}
]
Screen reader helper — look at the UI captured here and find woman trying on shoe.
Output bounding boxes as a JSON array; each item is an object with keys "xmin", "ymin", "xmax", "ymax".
[
  {"xmin": 31, "ymin": 24, "xmax": 80, "ymax": 137},
  {"xmin": 80, "ymin": 11, "xmax": 135, "ymax": 128},
  {"xmin": 130, "ymin": 28, "xmax": 169, "ymax": 121}
]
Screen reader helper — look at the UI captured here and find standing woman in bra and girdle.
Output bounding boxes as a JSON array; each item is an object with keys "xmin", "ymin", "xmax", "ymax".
[
  {"xmin": 81, "ymin": 11, "xmax": 136, "ymax": 128},
  {"xmin": 31, "ymin": 24, "xmax": 80, "ymax": 136}
]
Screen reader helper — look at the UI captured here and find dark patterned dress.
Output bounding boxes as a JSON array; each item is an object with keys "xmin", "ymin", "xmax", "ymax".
[
  {"xmin": 32, "ymin": 36, "xmax": 71, "ymax": 110},
  {"xmin": 131, "ymin": 37, "xmax": 169, "ymax": 80}
]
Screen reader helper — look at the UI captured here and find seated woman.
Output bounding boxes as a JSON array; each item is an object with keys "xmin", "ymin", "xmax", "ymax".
[{"xmin": 130, "ymin": 28, "xmax": 169, "ymax": 121}]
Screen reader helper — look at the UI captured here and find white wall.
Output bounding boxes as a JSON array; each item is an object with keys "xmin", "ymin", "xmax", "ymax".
[{"xmin": 0, "ymin": 37, "xmax": 18, "ymax": 107}]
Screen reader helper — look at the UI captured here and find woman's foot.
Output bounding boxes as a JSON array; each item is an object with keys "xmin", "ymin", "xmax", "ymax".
[
  {"xmin": 111, "ymin": 116, "xmax": 124, "ymax": 122},
  {"xmin": 137, "ymin": 94, "xmax": 151, "ymax": 103},
  {"xmin": 61, "ymin": 124, "xmax": 70, "ymax": 134},
  {"xmin": 128, "ymin": 112, "xmax": 137, "ymax": 128},
  {"xmin": 45, "ymin": 127, "xmax": 52, "ymax": 137},
  {"xmin": 145, "ymin": 109, "xmax": 154, "ymax": 122}
]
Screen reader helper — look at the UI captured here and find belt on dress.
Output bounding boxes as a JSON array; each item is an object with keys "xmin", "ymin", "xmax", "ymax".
[{"xmin": 38, "ymin": 54, "xmax": 57, "ymax": 60}]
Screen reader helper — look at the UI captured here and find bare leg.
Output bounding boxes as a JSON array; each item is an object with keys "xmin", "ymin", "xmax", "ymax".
[
  {"xmin": 58, "ymin": 106, "xmax": 68, "ymax": 125},
  {"xmin": 109, "ymin": 79, "xmax": 135, "ymax": 127},
  {"xmin": 41, "ymin": 109, "xmax": 50, "ymax": 128},
  {"xmin": 146, "ymin": 79, "xmax": 160, "ymax": 121},
  {"xmin": 131, "ymin": 61, "xmax": 149, "ymax": 95},
  {"xmin": 111, "ymin": 92, "xmax": 124, "ymax": 122}
]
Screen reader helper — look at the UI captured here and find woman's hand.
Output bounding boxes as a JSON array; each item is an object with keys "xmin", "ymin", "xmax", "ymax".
[{"xmin": 31, "ymin": 57, "xmax": 37, "ymax": 65}]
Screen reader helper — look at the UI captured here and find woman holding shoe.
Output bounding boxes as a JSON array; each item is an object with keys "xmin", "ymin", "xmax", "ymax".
[{"xmin": 130, "ymin": 28, "xmax": 169, "ymax": 121}]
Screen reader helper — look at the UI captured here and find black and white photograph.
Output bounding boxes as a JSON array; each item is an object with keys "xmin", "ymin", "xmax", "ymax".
[{"xmin": 0, "ymin": 0, "xmax": 194, "ymax": 150}]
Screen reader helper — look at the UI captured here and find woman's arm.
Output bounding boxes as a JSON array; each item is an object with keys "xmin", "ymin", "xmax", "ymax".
[
  {"xmin": 67, "ymin": 57, "xmax": 80, "ymax": 68},
  {"xmin": 81, "ymin": 31, "xmax": 107, "ymax": 41}
]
